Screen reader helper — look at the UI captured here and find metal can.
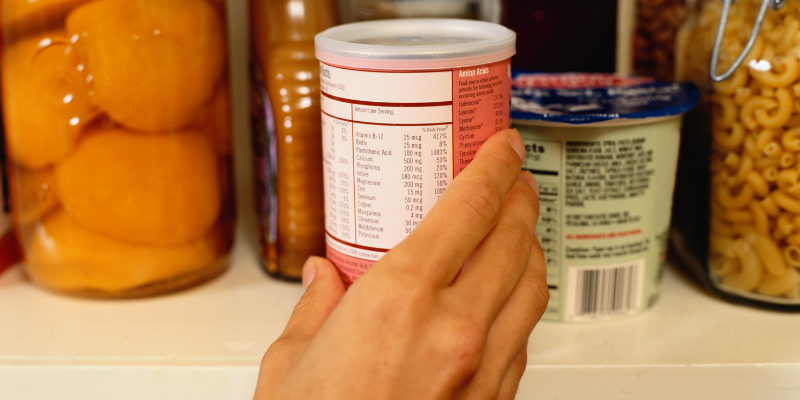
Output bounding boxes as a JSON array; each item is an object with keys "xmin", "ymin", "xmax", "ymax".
[{"xmin": 315, "ymin": 18, "xmax": 515, "ymax": 285}]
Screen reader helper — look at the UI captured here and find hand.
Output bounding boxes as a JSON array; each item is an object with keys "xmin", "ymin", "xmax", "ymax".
[{"xmin": 255, "ymin": 129, "xmax": 548, "ymax": 400}]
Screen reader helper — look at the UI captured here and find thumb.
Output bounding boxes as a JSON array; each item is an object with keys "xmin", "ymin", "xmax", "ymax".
[
  {"xmin": 280, "ymin": 256, "xmax": 346, "ymax": 343},
  {"xmin": 256, "ymin": 257, "xmax": 345, "ymax": 399}
]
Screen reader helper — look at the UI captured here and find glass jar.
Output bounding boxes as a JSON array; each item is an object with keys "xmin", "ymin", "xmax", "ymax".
[
  {"xmin": 250, "ymin": 0, "xmax": 336, "ymax": 279},
  {"xmin": 1, "ymin": 0, "xmax": 235, "ymax": 297},
  {"xmin": 0, "ymin": 131, "xmax": 21, "ymax": 276},
  {"xmin": 634, "ymin": 0, "xmax": 697, "ymax": 81},
  {"xmin": 674, "ymin": 0, "xmax": 800, "ymax": 308}
]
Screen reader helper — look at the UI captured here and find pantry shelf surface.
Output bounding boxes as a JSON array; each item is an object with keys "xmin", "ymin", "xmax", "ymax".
[{"xmin": 1, "ymin": 225, "xmax": 799, "ymax": 400}]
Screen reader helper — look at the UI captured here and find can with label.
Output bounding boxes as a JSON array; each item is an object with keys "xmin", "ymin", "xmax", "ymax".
[
  {"xmin": 510, "ymin": 72, "xmax": 699, "ymax": 321},
  {"xmin": 315, "ymin": 19, "xmax": 515, "ymax": 285}
]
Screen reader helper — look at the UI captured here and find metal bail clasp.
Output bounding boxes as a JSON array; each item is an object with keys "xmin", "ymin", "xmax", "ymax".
[{"xmin": 710, "ymin": 0, "xmax": 785, "ymax": 82}]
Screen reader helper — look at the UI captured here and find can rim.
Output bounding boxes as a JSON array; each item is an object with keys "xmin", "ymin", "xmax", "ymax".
[{"xmin": 315, "ymin": 18, "xmax": 516, "ymax": 68}]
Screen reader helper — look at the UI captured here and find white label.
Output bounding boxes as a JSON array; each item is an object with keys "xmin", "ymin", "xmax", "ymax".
[
  {"xmin": 321, "ymin": 61, "xmax": 512, "ymax": 285},
  {"xmin": 320, "ymin": 65, "xmax": 452, "ymax": 103},
  {"xmin": 321, "ymin": 66, "xmax": 454, "ymax": 252},
  {"xmin": 517, "ymin": 118, "xmax": 682, "ymax": 321}
]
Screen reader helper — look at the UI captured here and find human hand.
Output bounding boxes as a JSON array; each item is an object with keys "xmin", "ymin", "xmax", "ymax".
[{"xmin": 255, "ymin": 128, "xmax": 548, "ymax": 400}]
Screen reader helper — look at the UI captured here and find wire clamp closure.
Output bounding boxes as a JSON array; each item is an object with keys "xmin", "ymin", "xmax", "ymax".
[{"xmin": 710, "ymin": 0, "xmax": 785, "ymax": 82}]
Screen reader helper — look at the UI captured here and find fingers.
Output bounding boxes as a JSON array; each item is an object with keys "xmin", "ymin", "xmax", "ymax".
[
  {"xmin": 454, "ymin": 239, "xmax": 548, "ymax": 400},
  {"xmin": 256, "ymin": 257, "xmax": 346, "ymax": 397},
  {"xmin": 496, "ymin": 344, "xmax": 529, "ymax": 400},
  {"xmin": 450, "ymin": 171, "xmax": 540, "ymax": 326},
  {"xmin": 392, "ymin": 129, "xmax": 528, "ymax": 286},
  {"xmin": 484, "ymin": 236, "xmax": 548, "ymax": 357},
  {"xmin": 281, "ymin": 257, "xmax": 346, "ymax": 343}
]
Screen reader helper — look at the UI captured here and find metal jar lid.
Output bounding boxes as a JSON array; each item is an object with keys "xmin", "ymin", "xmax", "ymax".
[{"xmin": 710, "ymin": 0, "xmax": 786, "ymax": 82}]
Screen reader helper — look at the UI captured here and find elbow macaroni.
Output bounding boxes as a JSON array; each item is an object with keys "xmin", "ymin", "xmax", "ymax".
[{"xmin": 687, "ymin": 2, "xmax": 800, "ymax": 299}]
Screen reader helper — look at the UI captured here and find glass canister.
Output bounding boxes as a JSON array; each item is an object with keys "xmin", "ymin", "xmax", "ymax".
[
  {"xmin": 250, "ymin": 0, "xmax": 336, "ymax": 279},
  {"xmin": 1, "ymin": 0, "xmax": 235, "ymax": 297},
  {"xmin": 673, "ymin": 0, "xmax": 800, "ymax": 308},
  {"xmin": 634, "ymin": 0, "xmax": 697, "ymax": 81}
]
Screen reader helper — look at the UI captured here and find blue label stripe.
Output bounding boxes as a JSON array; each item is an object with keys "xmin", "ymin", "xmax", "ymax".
[{"xmin": 509, "ymin": 71, "xmax": 701, "ymax": 125}]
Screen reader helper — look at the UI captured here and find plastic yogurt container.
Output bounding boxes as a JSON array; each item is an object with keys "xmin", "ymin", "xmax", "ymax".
[
  {"xmin": 511, "ymin": 72, "xmax": 699, "ymax": 321},
  {"xmin": 315, "ymin": 19, "xmax": 515, "ymax": 285}
]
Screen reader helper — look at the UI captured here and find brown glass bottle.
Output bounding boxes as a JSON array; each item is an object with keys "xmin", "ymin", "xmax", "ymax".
[{"xmin": 250, "ymin": 0, "xmax": 336, "ymax": 279}]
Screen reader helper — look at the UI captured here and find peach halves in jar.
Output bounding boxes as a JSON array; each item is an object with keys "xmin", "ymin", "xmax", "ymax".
[{"xmin": 1, "ymin": 0, "xmax": 235, "ymax": 297}]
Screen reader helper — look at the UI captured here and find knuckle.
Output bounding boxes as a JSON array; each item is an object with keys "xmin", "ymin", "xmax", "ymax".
[
  {"xmin": 529, "ymin": 237, "xmax": 548, "ymax": 281},
  {"xmin": 521, "ymin": 181, "xmax": 541, "ymax": 219},
  {"xmin": 353, "ymin": 269, "xmax": 436, "ymax": 323},
  {"xmin": 531, "ymin": 234, "xmax": 544, "ymax": 254},
  {"xmin": 512, "ymin": 346, "xmax": 528, "ymax": 374},
  {"xmin": 372, "ymin": 268, "xmax": 434, "ymax": 305},
  {"xmin": 502, "ymin": 220, "xmax": 535, "ymax": 260},
  {"xmin": 291, "ymin": 295, "xmax": 311, "ymax": 316},
  {"xmin": 510, "ymin": 178, "xmax": 540, "ymax": 224},
  {"xmin": 457, "ymin": 178, "xmax": 504, "ymax": 229},
  {"xmin": 521, "ymin": 274, "xmax": 550, "ymax": 319},
  {"xmin": 282, "ymin": 298, "xmax": 317, "ymax": 333},
  {"xmin": 291, "ymin": 284, "xmax": 322, "ymax": 315},
  {"xmin": 261, "ymin": 337, "xmax": 292, "ymax": 369},
  {"xmin": 438, "ymin": 318, "xmax": 486, "ymax": 377},
  {"xmin": 488, "ymin": 142, "xmax": 524, "ymax": 176}
]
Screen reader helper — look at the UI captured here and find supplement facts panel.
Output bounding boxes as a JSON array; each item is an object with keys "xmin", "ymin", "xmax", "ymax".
[
  {"xmin": 320, "ymin": 62, "xmax": 510, "ymax": 283},
  {"xmin": 320, "ymin": 64, "xmax": 456, "ymax": 277}
]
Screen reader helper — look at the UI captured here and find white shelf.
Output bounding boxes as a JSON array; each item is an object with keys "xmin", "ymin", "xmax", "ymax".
[{"xmin": 2, "ymin": 221, "xmax": 800, "ymax": 399}]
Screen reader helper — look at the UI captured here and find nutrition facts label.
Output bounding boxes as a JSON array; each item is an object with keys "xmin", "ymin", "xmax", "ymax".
[
  {"xmin": 518, "ymin": 131, "xmax": 669, "ymax": 321},
  {"xmin": 522, "ymin": 140, "xmax": 562, "ymax": 320},
  {"xmin": 320, "ymin": 62, "xmax": 510, "ymax": 284}
]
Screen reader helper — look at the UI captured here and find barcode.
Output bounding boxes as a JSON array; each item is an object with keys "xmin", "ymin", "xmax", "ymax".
[{"xmin": 565, "ymin": 260, "xmax": 645, "ymax": 321}]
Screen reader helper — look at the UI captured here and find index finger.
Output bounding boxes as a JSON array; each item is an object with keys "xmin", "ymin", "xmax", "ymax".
[{"xmin": 390, "ymin": 128, "xmax": 528, "ymax": 286}]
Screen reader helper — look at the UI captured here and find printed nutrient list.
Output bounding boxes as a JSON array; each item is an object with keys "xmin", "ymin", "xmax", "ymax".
[{"xmin": 320, "ymin": 62, "xmax": 510, "ymax": 284}]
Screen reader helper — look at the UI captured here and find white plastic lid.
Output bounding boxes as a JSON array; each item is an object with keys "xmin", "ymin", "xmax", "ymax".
[{"xmin": 315, "ymin": 18, "xmax": 516, "ymax": 70}]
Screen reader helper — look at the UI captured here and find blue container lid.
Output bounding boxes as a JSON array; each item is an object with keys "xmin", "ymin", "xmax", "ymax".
[{"xmin": 510, "ymin": 71, "xmax": 700, "ymax": 126}]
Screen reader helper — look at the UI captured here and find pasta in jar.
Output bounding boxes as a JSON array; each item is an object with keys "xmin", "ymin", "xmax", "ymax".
[{"xmin": 675, "ymin": 0, "xmax": 800, "ymax": 306}]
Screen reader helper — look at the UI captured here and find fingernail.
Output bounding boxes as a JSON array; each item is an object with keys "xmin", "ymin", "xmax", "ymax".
[
  {"xmin": 302, "ymin": 257, "xmax": 319, "ymax": 291},
  {"xmin": 507, "ymin": 129, "xmax": 526, "ymax": 162},
  {"xmin": 521, "ymin": 170, "xmax": 539, "ymax": 197}
]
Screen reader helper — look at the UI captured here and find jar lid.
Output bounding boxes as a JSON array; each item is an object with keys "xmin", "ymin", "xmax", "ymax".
[
  {"xmin": 510, "ymin": 72, "xmax": 700, "ymax": 126},
  {"xmin": 315, "ymin": 18, "xmax": 516, "ymax": 70}
]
